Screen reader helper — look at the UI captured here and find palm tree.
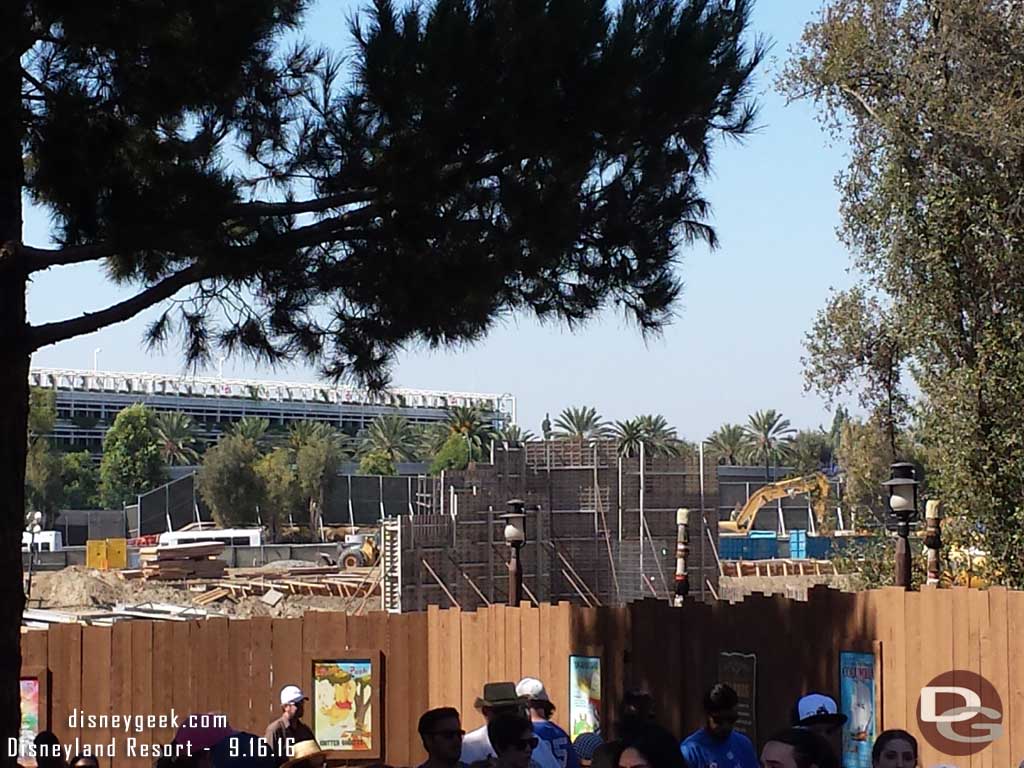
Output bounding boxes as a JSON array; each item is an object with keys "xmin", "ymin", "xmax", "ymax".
[
  {"xmin": 744, "ymin": 409, "xmax": 796, "ymax": 480},
  {"xmin": 288, "ymin": 420, "xmax": 339, "ymax": 453},
  {"xmin": 360, "ymin": 415, "xmax": 419, "ymax": 464},
  {"xmin": 496, "ymin": 424, "xmax": 536, "ymax": 447},
  {"xmin": 415, "ymin": 422, "xmax": 450, "ymax": 460},
  {"xmin": 154, "ymin": 412, "xmax": 199, "ymax": 466},
  {"xmin": 706, "ymin": 424, "xmax": 750, "ymax": 466},
  {"xmin": 612, "ymin": 418, "xmax": 645, "ymax": 457},
  {"xmin": 553, "ymin": 406, "xmax": 610, "ymax": 441},
  {"xmin": 231, "ymin": 416, "xmax": 270, "ymax": 444},
  {"xmin": 636, "ymin": 414, "xmax": 683, "ymax": 457},
  {"xmin": 446, "ymin": 406, "xmax": 496, "ymax": 460}
]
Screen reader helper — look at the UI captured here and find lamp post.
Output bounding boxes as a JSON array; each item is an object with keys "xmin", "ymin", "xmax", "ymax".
[
  {"xmin": 883, "ymin": 462, "xmax": 919, "ymax": 590},
  {"xmin": 93, "ymin": 347, "xmax": 102, "ymax": 373},
  {"xmin": 501, "ymin": 499, "xmax": 527, "ymax": 606}
]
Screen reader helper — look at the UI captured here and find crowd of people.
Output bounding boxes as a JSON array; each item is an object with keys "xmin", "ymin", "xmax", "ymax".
[{"xmin": 23, "ymin": 678, "xmax": 935, "ymax": 768}]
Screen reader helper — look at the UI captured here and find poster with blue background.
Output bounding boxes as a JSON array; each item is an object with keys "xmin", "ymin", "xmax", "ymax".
[{"xmin": 839, "ymin": 652, "xmax": 875, "ymax": 768}]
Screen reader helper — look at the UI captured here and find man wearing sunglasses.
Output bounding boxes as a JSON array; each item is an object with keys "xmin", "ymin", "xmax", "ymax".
[
  {"xmin": 419, "ymin": 708, "xmax": 468, "ymax": 768},
  {"xmin": 488, "ymin": 714, "xmax": 540, "ymax": 768},
  {"xmin": 679, "ymin": 683, "xmax": 758, "ymax": 768}
]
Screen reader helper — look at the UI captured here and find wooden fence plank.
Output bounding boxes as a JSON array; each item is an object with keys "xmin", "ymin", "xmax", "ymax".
[
  {"xmin": 271, "ymin": 618, "xmax": 304, "ymax": 713},
  {"xmin": 227, "ymin": 618, "xmax": 253, "ymax": 732},
  {"xmin": 950, "ymin": 588, "xmax": 971, "ymax": 768},
  {"xmin": 919, "ymin": 586, "xmax": 951, "ymax": 768},
  {"xmin": 426, "ymin": 606, "xmax": 444, "ymax": 711},
  {"xmin": 21, "ymin": 629, "xmax": 48, "ymax": 670},
  {"xmin": 1008, "ymin": 590, "xmax": 1024, "ymax": 764},
  {"xmin": 878, "ymin": 588, "xmax": 906, "ymax": 731},
  {"xmin": 460, "ymin": 610, "xmax": 488, "ymax": 734},
  {"xmin": 150, "ymin": 622, "xmax": 176, "ymax": 754},
  {"xmin": 170, "ymin": 623, "xmax": 193, "ymax": 728},
  {"xmin": 249, "ymin": 617, "xmax": 275, "ymax": 731},
  {"xmin": 487, "ymin": 606, "xmax": 508, "ymax": 684},
  {"xmin": 520, "ymin": 606, "xmax": 541, "ymax": 682},
  {"xmin": 438, "ymin": 608, "xmax": 462, "ymax": 715},
  {"xmin": 548, "ymin": 603, "xmax": 572, "ymax": 721},
  {"xmin": 206, "ymin": 618, "xmax": 230, "ymax": 719},
  {"xmin": 49, "ymin": 624, "xmax": 83, "ymax": 752},
  {"xmin": 129, "ymin": 622, "xmax": 153, "ymax": 768},
  {"xmin": 406, "ymin": 612, "xmax": 429, "ymax": 766},
  {"xmin": 902, "ymin": 592, "xmax": 922, "ymax": 753},
  {"xmin": 80, "ymin": 626, "xmax": 112, "ymax": 768},
  {"xmin": 109, "ymin": 623, "xmax": 132, "ymax": 764},
  {"xmin": 965, "ymin": 589, "xmax": 988, "ymax": 768},
  {"xmin": 505, "ymin": 605, "xmax": 523, "ymax": 686},
  {"xmin": 985, "ymin": 588, "xmax": 1009, "ymax": 768}
]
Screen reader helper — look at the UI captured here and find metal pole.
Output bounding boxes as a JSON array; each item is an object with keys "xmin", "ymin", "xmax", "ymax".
[
  {"xmin": 925, "ymin": 500, "xmax": 942, "ymax": 586},
  {"xmin": 26, "ymin": 527, "xmax": 38, "ymax": 599},
  {"xmin": 639, "ymin": 441, "xmax": 645, "ymax": 593},
  {"xmin": 674, "ymin": 508, "xmax": 690, "ymax": 607},
  {"xmin": 895, "ymin": 518, "xmax": 912, "ymax": 589}
]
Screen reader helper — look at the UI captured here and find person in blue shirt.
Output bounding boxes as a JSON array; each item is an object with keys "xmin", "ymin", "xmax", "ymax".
[
  {"xmin": 516, "ymin": 678, "xmax": 581, "ymax": 768},
  {"xmin": 679, "ymin": 684, "xmax": 758, "ymax": 768}
]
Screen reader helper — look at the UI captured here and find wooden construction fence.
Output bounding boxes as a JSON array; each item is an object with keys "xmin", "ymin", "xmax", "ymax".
[{"xmin": 21, "ymin": 585, "xmax": 1024, "ymax": 767}]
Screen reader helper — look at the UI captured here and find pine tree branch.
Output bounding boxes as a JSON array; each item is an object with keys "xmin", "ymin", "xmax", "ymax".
[
  {"xmin": 230, "ymin": 190, "xmax": 376, "ymax": 216},
  {"xmin": 23, "ymin": 243, "xmax": 115, "ymax": 272},
  {"xmin": 28, "ymin": 264, "xmax": 204, "ymax": 350}
]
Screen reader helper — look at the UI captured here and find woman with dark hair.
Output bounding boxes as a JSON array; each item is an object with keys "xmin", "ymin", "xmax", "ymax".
[
  {"xmin": 617, "ymin": 723, "xmax": 686, "ymax": 768},
  {"xmin": 760, "ymin": 728, "xmax": 839, "ymax": 768},
  {"xmin": 871, "ymin": 730, "xmax": 917, "ymax": 768},
  {"xmin": 68, "ymin": 757, "xmax": 100, "ymax": 768}
]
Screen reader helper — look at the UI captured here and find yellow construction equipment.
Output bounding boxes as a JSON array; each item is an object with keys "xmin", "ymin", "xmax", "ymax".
[{"xmin": 718, "ymin": 472, "xmax": 831, "ymax": 534}]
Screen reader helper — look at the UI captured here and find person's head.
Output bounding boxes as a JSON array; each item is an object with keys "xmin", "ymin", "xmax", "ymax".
[
  {"xmin": 418, "ymin": 707, "xmax": 464, "ymax": 765},
  {"xmin": 34, "ymin": 731, "xmax": 63, "ymax": 768},
  {"xmin": 617, "ymin": 724, "xmax": 685, "ymax": 768},
  {"xmin": 487, "ymin": 714, "xmax": 537, "ymax": 768},
  {"xmin": 761, "ymin": 728, "xmax": 839, "ymax": 768},
  {"xmin": 872, "ymin": 730, "xmax": 918, "ymax": 768},
  {"xmin": 616, "ymin": 690, "xmax": 656, "ymax": 740},
  {"xmin": 573, "ymin": 733, "xmax": 604, "ymax": 768},
  {"xmin": 69, "ymin": 756, "xmax": 100, "ymax": 768},
  {"xmin": 516, "ymin": 678, "xmax": 556, "ymax": 720},
  {"xmin": 477, "ymin": 682, "xmax": 527, "ymax": 722},
  {"xmin": 702, "ymin": 684, "xmax": 739, "ymax": 740},
  {"xmin": 280, "ymin": 685, "xmax": 308, "ymax": 720},
  {"xmin": 793, "ymin": 693, "xmax": 847, "ymax": 754}
]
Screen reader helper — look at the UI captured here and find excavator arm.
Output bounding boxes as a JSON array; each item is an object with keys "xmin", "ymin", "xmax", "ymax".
[{"xmin": 719, "ymin": 472, "xmax": 831, "ymax": 534}]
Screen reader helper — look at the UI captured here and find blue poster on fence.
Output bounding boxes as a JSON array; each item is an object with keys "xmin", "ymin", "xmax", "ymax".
[{"xmin": 839, "ymin": 652, "xmax": 875, "ymax": 768}]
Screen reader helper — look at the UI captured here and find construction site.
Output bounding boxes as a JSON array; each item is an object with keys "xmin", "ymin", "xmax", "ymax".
[{"xmin": 23, "ymin": 440, "xmax": 856, "ymax": 626}]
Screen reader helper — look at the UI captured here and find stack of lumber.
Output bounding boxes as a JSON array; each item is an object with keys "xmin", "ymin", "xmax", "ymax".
[{"xmin": 139, "ymin": 542, "xmax": 227, "ymax": 581}]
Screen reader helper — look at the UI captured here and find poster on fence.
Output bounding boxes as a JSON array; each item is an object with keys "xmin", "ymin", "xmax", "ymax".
[
  {"xmin": 568, "ymin": 655, "xmax": 602, "ymax": 738},
  {"xmin": 717, "ymin": 652, "xmax": 756, "ymax": 743},
  {"xmin": 839, "ymin": 651, "xmax": 875, "ymax": 768},
  {"xmin": 20, "ymin": 678, "xmax": 40, "ymax": 767},
  {"xmin": 312, "ymin": 654, "xmax": 381, "ymax": 758}
]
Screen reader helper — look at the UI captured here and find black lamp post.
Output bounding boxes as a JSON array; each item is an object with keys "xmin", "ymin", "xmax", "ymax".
[
  {"xmin": 883, "ymin": 462, "xmax": 919, "ymax": 589},
  {"xmin": 501, "ymin": 499, "xmax": 527, "ymax": 606}
]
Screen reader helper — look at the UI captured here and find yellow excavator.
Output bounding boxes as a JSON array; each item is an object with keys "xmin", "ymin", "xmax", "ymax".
[{"xmin": 718, "ymin": 472, "xmax": 831, "ymax": 534}]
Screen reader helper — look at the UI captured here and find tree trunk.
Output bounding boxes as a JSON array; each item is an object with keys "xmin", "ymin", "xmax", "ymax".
[{"xmin": 0, "ymin": 6, "xmax": 29, "ymax": 763}]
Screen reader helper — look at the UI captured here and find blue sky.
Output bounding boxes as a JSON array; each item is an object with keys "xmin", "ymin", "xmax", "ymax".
[{"xmin": 25, "ymin": 0, "xmax": 853, "ymax": 441}]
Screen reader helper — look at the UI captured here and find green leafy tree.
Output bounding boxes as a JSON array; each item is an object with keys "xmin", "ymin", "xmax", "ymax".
[
  {"xmin": 295, "ymin": 431, "xmax": 347, "ymax": 537},
  {"xmin": 445, "ymin": 406, "xmax": 495, "ymax": 461},
  {"xmin": 0, "ymin": 0, "xmax": 762, "ymax": 745},
  {"xmin": 154, "ymin": 412, "xmax": 200, "ymax": 466},
  {"xmin": 782, "ymin": 0, "xmax": 1024, "ymax": 582},
  {"xmin": 28, "ymin": 388, "xmax": 56, "ymax": 438},
  {"xmin": 359, "ymin": 449, "xmax": 397, "ymax": 477},
  {"xmin": 288, "ymin": 421, "xmax": 338, "ymax": 454},
  {"xmin": 99, "ymin": 405, "xmax": 165, "ymax": 509},
  {"xmin": 705, "ymin": 423, "xmax": 750, "ymax": 466},
  {"xmin": 636, "ymin": 414, "xmax": 683, "ymax": 457},
  {"xmin": 360, "ymin": 415, "xmax": 418, "ymax": 464},
  {"xmin": 743, "ymin": 410, "xmax": 795, "ymax": 480},
  {"xmin": 60, "ymin": 451, "xmax": 100, "ymax": 510},
  {"xmin": 612, "ymin": 418, "xmax": 645, "ymax": 458},
  {"xmin": 199, "ymin": 435, "xmax": 263, "ymax": 527},
  {"xmin": 430, "ymin": 433, "xmax": 471, "ymax": 474},
  {"xmin": 789, "ymin": 429, "xmax": 834, "ymax": 476},
  {"xmin": 414, "ymin": 423, "xmax": 450, "ymax": 462},
  {"xmin": 553, "ymin": 406, "xmax": 610, "ymax": 441},
  {"xmin": 254, "ymin": 447, "xmax": 299, "ymax": 541},
  {"xmin": 24, "ymin": 440, "xmax": 63, "ymax": 524}
]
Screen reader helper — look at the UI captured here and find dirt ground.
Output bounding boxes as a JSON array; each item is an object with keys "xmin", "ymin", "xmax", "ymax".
[
  {"xmin": 27, "ymin": 566, "xmax": 377, "ymax": 618},
  {"xmin": 718, "ymin": 573, "xmax": 857, "ymax": 602}
]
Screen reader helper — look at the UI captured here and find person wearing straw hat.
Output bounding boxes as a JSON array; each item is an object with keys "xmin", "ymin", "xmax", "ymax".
[{"xmin": 279, "ymin": 740, "xmax": 327, "ymax": 768}]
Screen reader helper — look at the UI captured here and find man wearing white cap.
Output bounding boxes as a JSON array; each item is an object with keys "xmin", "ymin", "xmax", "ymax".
[
  {"xmin": 264, "ymin": 684, "xmax": 316, "ymax": 759},
  {"xmin": 517, "ymin": 678, "xmax": 579, "ymax": 768}
]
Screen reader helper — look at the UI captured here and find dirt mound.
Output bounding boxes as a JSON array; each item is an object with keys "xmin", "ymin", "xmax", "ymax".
[{"xmin": 28, "ymin": 566, "xmax": 377, "ymax": 618}]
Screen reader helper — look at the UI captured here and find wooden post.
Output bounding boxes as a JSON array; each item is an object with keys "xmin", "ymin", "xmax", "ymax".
[
  {"xmin": 924, "ymin": 500, "xmax": 942, "ymax": 586},
  {"xmin": 673, "ymin": 508, "xmax": 690, "ymax": 607}
]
